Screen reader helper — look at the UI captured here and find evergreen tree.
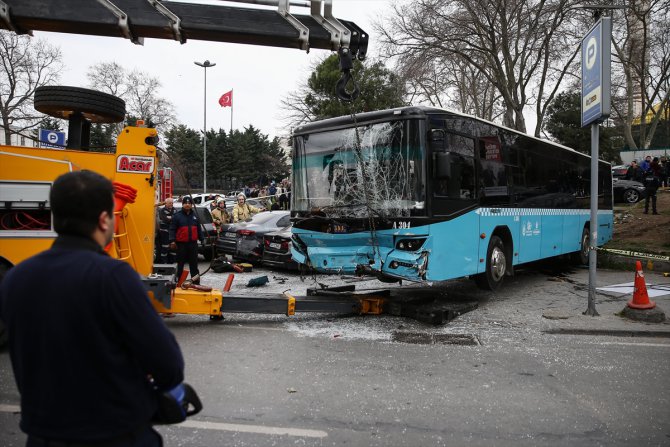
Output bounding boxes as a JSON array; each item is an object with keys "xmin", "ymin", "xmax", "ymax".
[
  {"xmin": 164, "ymin": 125, "xmax": 203, "ymax": 189},
  {"xmin": 282, "ymin": 54, "xmax": 406, "ymax": 126},
  {"xmin": 544, "ymin": 91, "xmax": 622, "ymax": 163}
]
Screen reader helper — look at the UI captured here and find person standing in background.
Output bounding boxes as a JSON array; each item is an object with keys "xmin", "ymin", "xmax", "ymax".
[
  {"xmin": 169, "ymin": 196, "xmax": 203, "ymax": 283},
  {"xmin": 158, "ymin": 197, "xmax": 176, "ymax": 263}
]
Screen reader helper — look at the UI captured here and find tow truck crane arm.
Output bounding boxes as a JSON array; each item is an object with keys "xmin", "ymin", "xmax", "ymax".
[
  {"xmin": 0, "ymin": 0, "xmax": 371, "ymax": 327},
  {"xmin": 0, "ymin": 0, "xmax": 367, "ymax": 79}
]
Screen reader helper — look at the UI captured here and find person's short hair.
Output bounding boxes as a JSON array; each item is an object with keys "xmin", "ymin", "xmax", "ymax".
[
  {"xmin": 51, "ymin": 170, "xmax": 114, "ymax": 237},
  {"xmin": 237, "ymin": 194, "xmax": 246, "ymax": 200}
]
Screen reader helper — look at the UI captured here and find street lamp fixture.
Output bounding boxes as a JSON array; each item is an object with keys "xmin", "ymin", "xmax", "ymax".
[{"xmin": 194, "ymin": 60, "xmax": 216, "ymax": 193}]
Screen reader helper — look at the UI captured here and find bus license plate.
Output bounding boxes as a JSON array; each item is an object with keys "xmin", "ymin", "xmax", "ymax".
[{"xmin": 269, "ymin": 242, "xmax": 282, "ymax": 250}]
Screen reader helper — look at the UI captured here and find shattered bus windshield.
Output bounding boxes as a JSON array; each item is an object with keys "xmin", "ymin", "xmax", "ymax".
[{"xmin": 293, "ymin": 120, "xmax": 425, "ymax": 219}]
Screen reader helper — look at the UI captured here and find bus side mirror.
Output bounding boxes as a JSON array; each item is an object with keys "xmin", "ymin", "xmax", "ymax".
[{"xmin": 429, "ymin": 129, "xmax": 446, "ymax": 150}]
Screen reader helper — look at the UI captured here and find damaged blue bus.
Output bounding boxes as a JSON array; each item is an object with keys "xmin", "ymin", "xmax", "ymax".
[{"xmin": 290, "ymin": 106, "xmax": 613, "ymax": 289}]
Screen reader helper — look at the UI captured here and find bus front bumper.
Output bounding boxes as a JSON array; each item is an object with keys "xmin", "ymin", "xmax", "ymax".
[{"xmin": 291, "ymin": 242, "xmax": 428, "ymax": 281}]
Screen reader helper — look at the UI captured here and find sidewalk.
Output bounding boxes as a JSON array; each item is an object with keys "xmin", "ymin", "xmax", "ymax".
[{"xmin": 447, "ymin": 267, "xmax": 670, "ymax": 342}]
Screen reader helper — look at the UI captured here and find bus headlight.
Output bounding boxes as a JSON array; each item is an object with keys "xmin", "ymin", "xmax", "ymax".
[{"xmin": 395, "ymin": 238, "xmax": 426, "ymax": 251}]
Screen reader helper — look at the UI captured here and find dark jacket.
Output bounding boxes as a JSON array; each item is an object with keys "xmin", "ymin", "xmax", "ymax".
[
  {"xmin": 0, "ymin": 235, "xmax": 184, "ymax": 442},
  {"xmin": 169, "ymin": 208, "xmax": 203, "ymax": 243},
  {"xmin": 158, "ymin": 205, "xmax": 175, "ymax": 229},
  {"xmin": 644, "ymin": 161, "xmax": 663, "ymax": 188},
  {"xmin": 625, "ymin": 165, "xmax": 644, "ymax": 182}
]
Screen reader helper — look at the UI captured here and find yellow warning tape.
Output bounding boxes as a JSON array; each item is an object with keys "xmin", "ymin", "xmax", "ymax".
[{"xmin": 597, "ymin": 247, "xmax": 670, "ymax": 262}]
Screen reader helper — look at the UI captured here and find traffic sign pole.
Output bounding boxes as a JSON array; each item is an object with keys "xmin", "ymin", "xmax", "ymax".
[{"xmin": 581, "ymin": 16, "xmax": 611, "ymax": 316}]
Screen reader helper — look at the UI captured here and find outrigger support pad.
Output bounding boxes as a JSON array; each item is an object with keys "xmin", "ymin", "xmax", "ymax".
[{"xmin": 336, "ymin": 47, "xmax": 360, "ymax": 102}]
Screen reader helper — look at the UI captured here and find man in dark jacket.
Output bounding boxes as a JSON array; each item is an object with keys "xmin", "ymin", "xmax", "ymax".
[
  {"xmin": 625, "ymin": 160, "xmax": 644, "ymax": 182},
  {"xmin": 158, "ymin": 197, "xmax": 176, "ymax": 262},
  {"xmin": 0, "ymin": 170, "xmax": 184, "ymax": 446},
  {"xmin": 169, "ymin": 195, "xmax": 203, "ymax": 284},
  {"xmin": 643, "ymin": 157, "xmax": 663, "ymax": 215}
]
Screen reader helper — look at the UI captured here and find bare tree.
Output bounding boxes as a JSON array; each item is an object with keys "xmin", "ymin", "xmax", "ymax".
[
  {"xmin": 610, "ymin": 0, "xmax": 670, "ymax": 150},
  {"xmin": 124, "ymin": 69, "xmax": 176, "ymax": 129},
  {"xmin": 87, "ymin": 63, "xmax": 176, "ymax": 131},
  {"xmin": 0, "ymin": 31, "xmax": 63, "ymax": 144},
  {"xmin": 86, "ymin": 61, "xmax": 126, "ymax": 97},
  {"xmin": 376, "ymin": 0, "xmax": 588, "ymax": 135},
  {"xmin": 391, "ymin": 43, "xmax": 503, "ymax": 121}
]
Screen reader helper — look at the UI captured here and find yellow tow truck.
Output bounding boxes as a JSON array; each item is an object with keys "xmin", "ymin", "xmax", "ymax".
[
  {"xmin": 0, "ymin": 1, "xmax": 379, "ymax": 345},
  {"xmin": 0, "ymin": 87, "xmax": 225, "ymax": 317}
]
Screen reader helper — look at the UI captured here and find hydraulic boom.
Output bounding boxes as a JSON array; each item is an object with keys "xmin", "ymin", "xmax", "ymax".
[{"xmin": 0, "ymin": 0, "xmax": 367, "ymax": 58}]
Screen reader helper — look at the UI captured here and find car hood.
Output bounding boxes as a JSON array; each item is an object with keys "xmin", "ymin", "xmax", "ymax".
[{"xmin": 613, "ymin": 179, "xmax": 644, "ymax": 188}]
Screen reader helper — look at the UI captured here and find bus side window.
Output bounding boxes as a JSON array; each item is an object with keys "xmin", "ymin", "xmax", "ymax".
[{"xmin": 434, "ymin": 134, "xmax": 475, "ymax": 200}]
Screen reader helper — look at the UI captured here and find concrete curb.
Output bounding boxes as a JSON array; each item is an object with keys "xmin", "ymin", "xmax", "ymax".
[
  {"xmin": 597, "ymin": 251, "xmax": 670, "ymax": 273},
  {"xmin": 543, "ymin": 328, "xmax": 670, "ymax": 338}
]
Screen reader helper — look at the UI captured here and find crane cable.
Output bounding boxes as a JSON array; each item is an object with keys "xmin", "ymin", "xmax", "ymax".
[{"xmin": 340, "ymin": 68, "xmax": 383, "ymax": 274}]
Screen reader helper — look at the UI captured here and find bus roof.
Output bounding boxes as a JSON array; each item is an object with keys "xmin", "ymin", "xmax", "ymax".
[{"xmin": 293, "ymin": 106, "xmax": 606, "ymax": 163}]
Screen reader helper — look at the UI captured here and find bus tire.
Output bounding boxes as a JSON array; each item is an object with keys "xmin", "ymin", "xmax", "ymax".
[
  {"xmin": 572, "ymin": 227, "xmax": 590, "ymax": 266},
  {"xmin": 475, "ymin": 235, "xmax": 506, "ymax": 291},
  {"xmin": 34, "ymin": 86, "xmax": 126, "ymax": 123}
]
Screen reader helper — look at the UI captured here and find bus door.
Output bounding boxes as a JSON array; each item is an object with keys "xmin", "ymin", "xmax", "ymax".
[
  {"xmin": 430, "ymin": 131, "xmax": 477, "ymax": 215},
  {"xmin": 427, "ymin": 129, "xmax": 479, "ymax": 278}
]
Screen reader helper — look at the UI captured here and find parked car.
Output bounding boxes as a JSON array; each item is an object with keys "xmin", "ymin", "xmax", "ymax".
[
  {"xmin": 612, "ymin": 165, "xmax": 629, "ymax": 179},
  {"xmin": 194, "ymin": 206, "xmax": 218, "ymax": 261},
  {"xmin": 177, "ymin": 193, "xmax": 227, "ymax": 206},
  {"xmin": 613, "ymin": 178, "xmax": 645, "ymax": 204},
  {"xmin": 216, "ymin": 211, "xmax": 291, "ymax": 262},
  {"xmin": 262, "ymin": 224, "xmax": 299, "ymax": 270}
]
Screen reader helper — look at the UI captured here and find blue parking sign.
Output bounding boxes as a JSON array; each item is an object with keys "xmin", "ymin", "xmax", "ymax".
[
  {"xmin": 39, "ymin": 128, "xmax": 66, "ymax": 149},
  {"xmin": 581, "ymin": 17, "xmax": 611, "ymax": 127}
]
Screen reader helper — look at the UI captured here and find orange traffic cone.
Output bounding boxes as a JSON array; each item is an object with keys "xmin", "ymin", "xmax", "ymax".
[{"xmin": 628, "ymin": 261, "xmax": 656, "ymax": 309}]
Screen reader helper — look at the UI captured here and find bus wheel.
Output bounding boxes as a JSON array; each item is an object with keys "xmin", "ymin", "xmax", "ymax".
[
  {"xmin": 475, "ymin": 236, "xmax": 506, "ymax": 291},
  {"xmin": 572, "ymin": 227, "xmax": 590, "ymax": 266}
]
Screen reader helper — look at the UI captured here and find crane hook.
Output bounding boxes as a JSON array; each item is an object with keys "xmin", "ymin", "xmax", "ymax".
[
  {"xmin": 336, "ymin": 70, "xmax": 360, "ymax": 102},
  {"xmin": 336, "ymin": 47, "xmax": 360, "ymax": 102}
]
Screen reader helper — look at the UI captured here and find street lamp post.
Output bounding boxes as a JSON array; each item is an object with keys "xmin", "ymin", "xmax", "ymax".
[{"xmin": 194, "ymin": 60, "xmax": 216, "ymax": 193}]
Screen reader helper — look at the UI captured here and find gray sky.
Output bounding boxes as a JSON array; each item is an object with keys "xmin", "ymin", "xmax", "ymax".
[{"xmin": 36, "ymin": 0, "xmax": 388, "ymax": 140}]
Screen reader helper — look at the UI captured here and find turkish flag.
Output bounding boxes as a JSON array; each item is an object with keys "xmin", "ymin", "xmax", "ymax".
[{"xmin": 219, "ymin": 90, "xmax": 233, "ymax": 107}]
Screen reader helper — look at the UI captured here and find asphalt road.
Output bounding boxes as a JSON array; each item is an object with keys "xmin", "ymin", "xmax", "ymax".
[{"xmin": 1, "ymin": 261, "xmax": 669, "ymax": 446}]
